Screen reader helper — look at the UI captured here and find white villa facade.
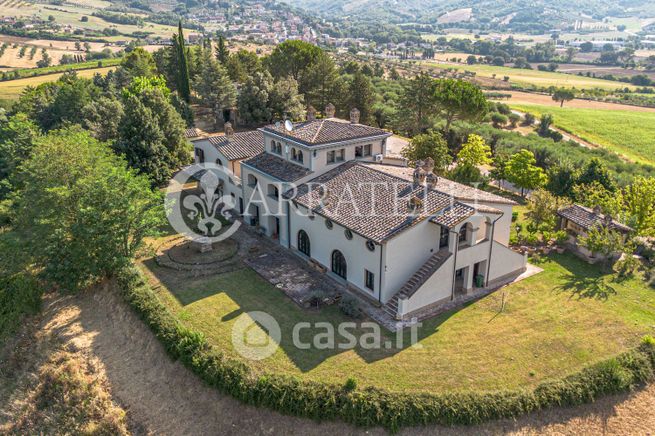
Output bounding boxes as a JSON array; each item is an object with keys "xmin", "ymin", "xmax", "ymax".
[{"xmin": 191, "ymin": 106, "xmax": 527, "ymax": 320}]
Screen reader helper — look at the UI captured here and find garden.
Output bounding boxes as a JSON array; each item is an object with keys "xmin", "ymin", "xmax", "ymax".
[{"xmin": 138, "ymin": 231, "xmax": 655, "ymax": 394}]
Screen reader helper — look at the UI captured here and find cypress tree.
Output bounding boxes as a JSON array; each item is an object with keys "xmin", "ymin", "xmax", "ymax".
[
  {"xmin": 216, "ymin": 35, "xmax": 229, "ymax": 65},
  {"xmin": 176, "ymin": 21, "xmax": 191, "ymax": 103}
]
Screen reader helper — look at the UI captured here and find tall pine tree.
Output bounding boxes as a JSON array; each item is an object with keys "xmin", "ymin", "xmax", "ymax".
[{"xmin": 175, "ymin": 21, "xmax": 191, "ymax": 103}]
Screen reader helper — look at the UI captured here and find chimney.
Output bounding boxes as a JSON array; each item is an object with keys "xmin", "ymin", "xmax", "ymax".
[
  {"xmin": 307, "ymin": 105, "xmax": 316, "ymax": 121},
  {"xmin": 426, "ymin": 172, "xmax": 439, "ymax": 190},
  {"xmin": 224, "ymin": 122, "xmax": 234, "ymax": 138},
  {"xmin": 325, "ymin": 103, "xmax": 335, "ymax": 118},
  {"xmin": 350, "ymin": 107, "xmax": 360, "ymax": 124}
]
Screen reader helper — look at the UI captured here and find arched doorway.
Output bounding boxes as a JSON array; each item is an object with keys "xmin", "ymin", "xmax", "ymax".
[
  {"xmin": 298, "ymin": 230, "xmax": 310, "ymax": 256},
  {"xmin": 331, "ymin": 250, "xmax": 347, "ymax": 279}
]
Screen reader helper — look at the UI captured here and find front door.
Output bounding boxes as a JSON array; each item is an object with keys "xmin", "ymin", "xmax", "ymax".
[{"xmin": 439, "ymin": 226, "xmax": 449, "ymax": 249}]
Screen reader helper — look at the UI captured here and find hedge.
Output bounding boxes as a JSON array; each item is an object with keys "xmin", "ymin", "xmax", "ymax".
[{"xmin": 117, "ymin": 266, "xmax": 655, "ymax": 432}]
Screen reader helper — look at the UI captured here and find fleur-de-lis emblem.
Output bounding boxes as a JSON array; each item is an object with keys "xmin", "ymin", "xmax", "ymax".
[{"xmin": 182, "ymin": 170, "xmax": 230, "ymax": 236}]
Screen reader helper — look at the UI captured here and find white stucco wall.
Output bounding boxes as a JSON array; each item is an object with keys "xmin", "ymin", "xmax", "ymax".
[
  {"xmin": 288, "ymin": 204, "xmax": 383, "ymax": 300},
  {"xmin": 382, "ymin": 220, "xmax": 444, "ymax": 303},
  {"xmin": 402, "ymin": 256, "xmax": 455, "ymax": 315},
  {"xmin": 487, "ymin": 241, "xmax": 527, "ymax": 282}
]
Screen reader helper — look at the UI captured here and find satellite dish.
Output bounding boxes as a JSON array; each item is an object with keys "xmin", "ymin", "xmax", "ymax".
[
  {"xmin": 284, "ymin": 120, "xmax": 294, "ymax": 132},
  {"xmin": 275, "ymin": 121, "xmax": 281, "ymax": 129}
]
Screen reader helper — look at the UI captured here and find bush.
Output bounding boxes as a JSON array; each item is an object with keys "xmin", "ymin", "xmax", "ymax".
[
  {"xmin": 0, "ymin": 273, "xmax": 41, "ymax": 339},
  {"xmin": 339, "ymin": 295, "xmax": 362, "ymax": 318},
  {"xmin": 522, "ymin": 112, "xmax": 536, "ymax": 126},
  {"xmin": 116, "ymin": 266, "xmax": 655, "ymax": 431},
  {"xmin": 614, "ymin": 254, "xmax": 640, "ymax": 278}
]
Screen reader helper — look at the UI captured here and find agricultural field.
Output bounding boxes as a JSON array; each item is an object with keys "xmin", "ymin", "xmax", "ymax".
[
  {"xmin": 141, "ymin": 243, "xmax": 655, "ymax": 393},
  {"xmin": 501, "ymin": 91, "xmax": 655, "ymax": 112},
  {"xmin": 510, "ymin": 102, "xmax": 655, "ymax": 166},
  {"xmin": 0, "ymin": 0, "xmax": 181, "ymax": 41},
  {"xmin": 0, "ymin": 66, "xmax": 114, "ymax": 101},
  {"xmin": 421, "ymin": 61, "xmax": 638, "ymax": 91}
]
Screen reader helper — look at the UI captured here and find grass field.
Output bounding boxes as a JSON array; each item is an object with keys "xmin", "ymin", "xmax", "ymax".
[
  {"xmin": 141, "ymin": 247, "xmax": 655, "ymax": 394},
  {"xmin": 0, "ymin": 66, "xmax": 114, "ymax": 100},
  {"xmin": 510, "ymin": 103, "xmax": 655, "ymax": 166},
  {"xmin": 422, "ymin": 61, "xmax": 637, "ymax": 91}
]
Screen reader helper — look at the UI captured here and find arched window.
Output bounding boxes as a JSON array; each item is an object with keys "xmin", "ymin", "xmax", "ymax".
[
  {"xmin": 271, "ymin": 140, "xmax": 276, "ymax": 152},
  {"xmin": 216, "ymin": 158, "xmax": 223, "ymax": 167},
  {"xmin": 331, "ymin": 250, "xmax": 347, "ymax": 279},
  {"xmin": 297, "ymin": 150, "xmax": 304, "ymax": 163},
  {"xmin": 277, "ymin": 142, "xmax": 282, "ymax": 154},
  {"xmin": 291, "ymin": 148, "xmax": 297, "ymax": 160},
  {"xmin": 247, "ymin": 174, "xmax": 258, "ymax": 187},
  {"xmin": 298, "ymin": 230, "xmax": 310, "ymax": 256}
]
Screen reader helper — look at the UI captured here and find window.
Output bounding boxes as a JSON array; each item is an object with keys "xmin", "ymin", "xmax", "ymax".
[
  {"xmin": 365, "ymin": 270, "xmax": 375, "ymax": 291},
  {"xmin": 271, "ymin": 140, "xmax": 277, "ymax": 153},
  {"xmin": 291, "ymin": 148, "xmax": 297, "ymax": 160},
  {"xmin": 440, "ymin": 226, "xmax": 449, "ymax": 249},
  {"xmin": 364, "ymin": 144, "xmax": 372, "ymax": 156},
  {"xmin": 459, "ymin": 225, "xmax": 467, "ymax": 243},
  {"xmin": 344, "ymin": 229, "xmax": 353, "ymax": 240},
  {"xmin": 247, "ymin": 174, "xmax": 258, "ymax": 187},
  {"xmin": 216, "ymin": 158, "xmax": 223, "ymax": 167},
  {"xmin": 296, "ymin": 150, "xmax": 303, "ymax": 163},
  {"xmin": 195, "ymin": 148, "xmax": 205, "ymax": 163},
  {"xmin": 331, "ymin": 250, "xmax": 347, "ymax": 279},
  {"xmin": 325, "ymin": 219, "xmax": 333, "ymax": 229},
  {"xmin": 298, "ymin": 230, "xmax": 310, "ymax": 256},
  {"xmin": 355, "ymin": 145, "xmax": 363, "ymax": 157},
  {"xmin": 326, "ymin": 149, "xmax": 345, "ymax": 164},
  {"xmin": 366, "ymin": 240, "xmax": 375, "ymax": 252},
  {"xmin": 268, "ymin": 184, "xmax": 279, "ymax": 199}
]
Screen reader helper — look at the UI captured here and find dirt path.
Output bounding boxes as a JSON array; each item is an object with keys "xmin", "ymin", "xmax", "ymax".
[
  {"xmin": 16, "ymin": 285, "xmax": 655, "ymax": 435},
  {"xmin": 499, "ymin": 91, "xmax": 655, "ymax": 112}
]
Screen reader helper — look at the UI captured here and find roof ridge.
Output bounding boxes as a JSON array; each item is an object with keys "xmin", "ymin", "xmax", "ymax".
[{"xmin": 311, "ymin": 119, "xmax": 325, "ymax": 143}]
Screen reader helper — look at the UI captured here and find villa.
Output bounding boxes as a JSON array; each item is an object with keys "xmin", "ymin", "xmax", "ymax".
[{"xmin": 191, "ymin": 105, "xmax": 527, "ymax": 320}]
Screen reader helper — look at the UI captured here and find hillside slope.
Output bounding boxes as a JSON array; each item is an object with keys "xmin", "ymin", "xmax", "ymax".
[{"xmin": 281, "ymin": 0, "xmax": 655, "ymax": 28}]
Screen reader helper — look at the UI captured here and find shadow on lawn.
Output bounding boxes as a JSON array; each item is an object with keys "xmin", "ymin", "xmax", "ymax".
[
  {"xmin": 550, "ymin": 253, "xmax": 617, "ymax": 301},
  {"xmin": 141, "ymin": 256, "xmax": 462, "ymax": 372}
]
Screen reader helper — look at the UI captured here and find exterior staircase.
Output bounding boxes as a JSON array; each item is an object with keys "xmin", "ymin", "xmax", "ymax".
[{"xmin": 383, "ymin": 249, "xmax": 451, "ymax": 319}]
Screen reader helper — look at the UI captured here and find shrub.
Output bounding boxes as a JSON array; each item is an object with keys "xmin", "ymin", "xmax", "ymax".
[
  {"xmin": 116, "ymin": 266, "xmax": 655, "ymax": 431},
  {"xmin": 306, "ymin": 290, "xmax": 331, "ymax": 308},
  {"xmin": 339, "ymin": 295, "xmax": 362, "ymax": 318},
  {"xmin": 523, "ymin": 112, "xmax": 536, "ymax": 126},
  {"xmin": 614, "ymin": 254, "xmax": 640, "ymax": 278},
  {"xmin": 344, "ymin": 377, "xmax": 358, "ymax": 391},
  {"xmin": 512, "ymin": 211, "xmax": 519, "ymax": 222}
]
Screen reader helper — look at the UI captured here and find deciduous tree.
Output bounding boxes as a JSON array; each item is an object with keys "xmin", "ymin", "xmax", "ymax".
[
  {"xmin": 15, "ymin": 127, "xmax": 164, "ymax": 292},
  {"xmin": 401, "ymin": 131, "xmax": 451, "ymax": 173},
  {"xmin": 506, "ymin": 149, "xmax": 547, "ymax": 197}
]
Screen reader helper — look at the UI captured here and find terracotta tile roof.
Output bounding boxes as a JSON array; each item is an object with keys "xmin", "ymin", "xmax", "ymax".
[
  {"xmin": 430, "ymin": 204, "xmax": 475, "ymax": 228},
  {"xmin": 285, "ymin": 161, "xmax": 474, "ymax": 243},
  {"xmin": 208, "ymin": 131, "xmax": 265, "ymax": 161},
  {"xmin": 261, "ymin": 118, "xmax": 391, "ymax": 146},
  {"xmin": 558, "ymin": 204, "xmax": 633, "ymax": 233},
  {"xmin": 185, "ymin": 127, "xmax": 206, "ymax": 139},
  {"xmin": 359, "ymin": 163, "xmax": 518, "ymax": 206},
  {"xmin": 242, "ymin": 152, "xmax": 313, "ymax": 182}
]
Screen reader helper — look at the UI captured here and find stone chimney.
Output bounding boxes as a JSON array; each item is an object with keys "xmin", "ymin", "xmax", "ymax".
[
  {"xmin": 307, "ymin": 106, "xmax": 316, "ymax": 121},
  {"xmin": 224, "ymin": 122, "xmax": 234, "ymax": 138},
  {"xmin": 426, "ymin": 172, "xmax": 439, "ymax": 189},
  {"xmin": 350, "ymin": 107, "xmax": 360, "ymax": 124},
  {"xmin": 325, "ymin": 103, "xmax": 335, "ymax": 118},
  {"xmin": 413, "ymin": 160, "xmax": 426, "ymax": 186}
]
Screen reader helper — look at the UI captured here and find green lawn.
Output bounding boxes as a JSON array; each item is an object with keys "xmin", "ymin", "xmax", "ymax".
[
  {"xmin": 140, "ymin": 249, "xmax": 655, "ymax": 394},
  {"xmin": 510, "ymin": 103, "xmax": 655, "ymax": 166},
  {"xmin": 421, "ymin": 61, "xmax": 636, "ymax": 91}
]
